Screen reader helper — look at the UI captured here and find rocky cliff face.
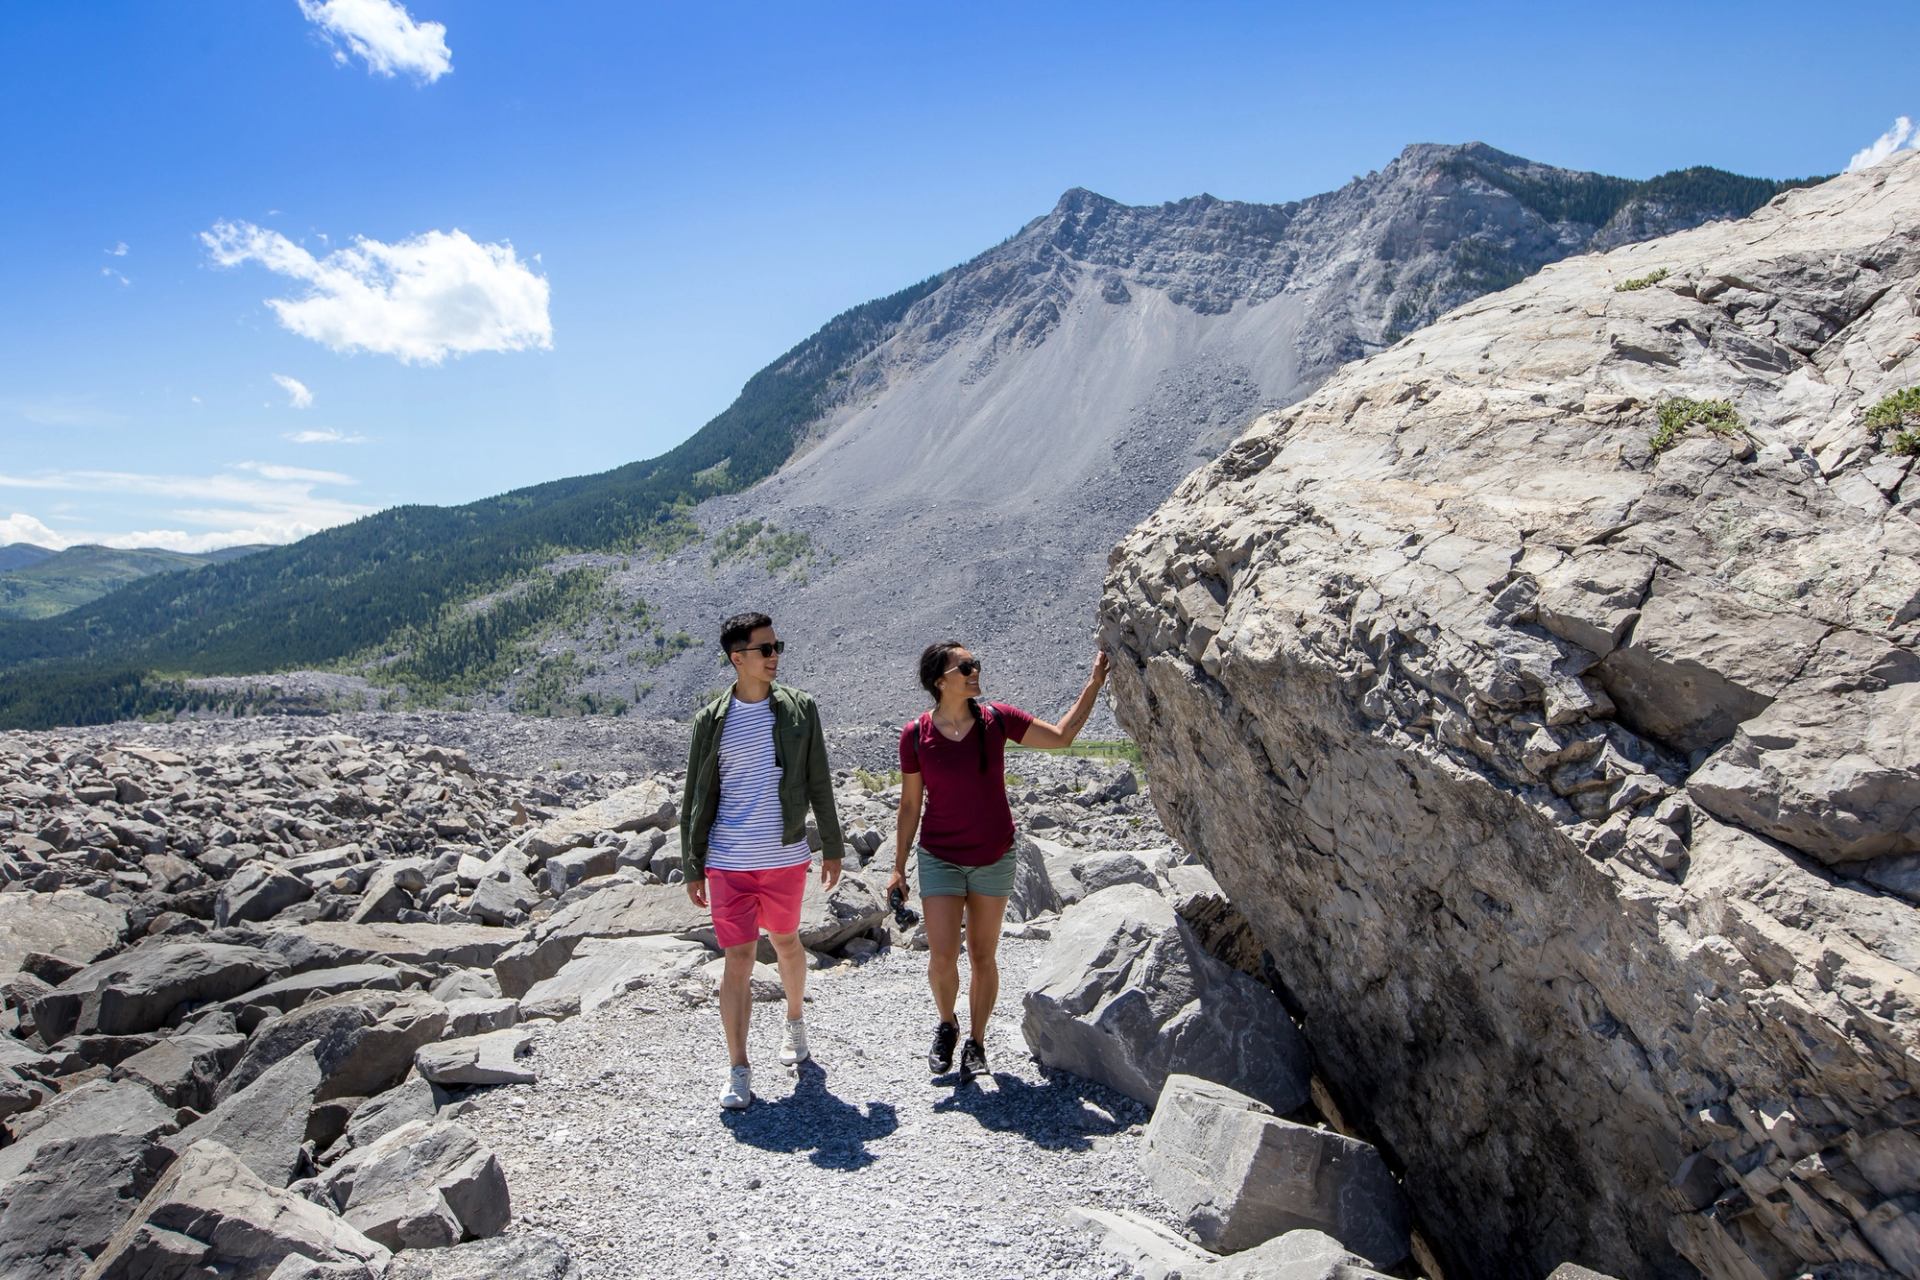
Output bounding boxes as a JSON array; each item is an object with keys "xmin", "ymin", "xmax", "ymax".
[
  {"xmin": 587, "ymin": 145, "xmax": 1808, "ymax": 728},
  {"xmin": 1100, "ymin": 153, "xmax": 1920, "ymax": 1278}
]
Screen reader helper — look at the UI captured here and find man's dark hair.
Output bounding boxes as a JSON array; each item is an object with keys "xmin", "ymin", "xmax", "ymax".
[{"xmin": 720, "ymin": 611, "xmax": 773, "ymax": 655}]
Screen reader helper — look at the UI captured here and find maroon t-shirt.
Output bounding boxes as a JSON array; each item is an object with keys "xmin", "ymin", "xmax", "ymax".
[{"xmin": 898, "ymin": 701, "xmax": 1034, "ymax": 865}]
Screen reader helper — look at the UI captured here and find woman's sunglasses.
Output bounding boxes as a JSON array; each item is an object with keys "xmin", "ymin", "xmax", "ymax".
[
  {"xmin": 943, "ymin": 658, "xmax": 982, "ymax": 677},
  {"xmin": 731, "ymin": 641, "xmax": 785, "ymax": 659}
]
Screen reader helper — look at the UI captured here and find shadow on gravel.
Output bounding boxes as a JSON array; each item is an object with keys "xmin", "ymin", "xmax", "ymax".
[
  {"xmin": 721, "ymin": 1060, "xmax": 899, "ymax": 1170},
  {"xmin": 930, "ymin": 1067, "xmax": 1144, "ymax": 1151}
]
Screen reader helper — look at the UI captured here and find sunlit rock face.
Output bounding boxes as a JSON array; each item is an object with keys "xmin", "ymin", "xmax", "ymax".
[{"xmin": 1101, "ymin": 152, "xmax": 1920, "ymax": 1280}]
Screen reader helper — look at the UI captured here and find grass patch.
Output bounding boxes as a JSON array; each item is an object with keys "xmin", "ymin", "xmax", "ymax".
[
  {"xmin": 1615, "ymin": 267, "xmax": 1669, "ymax": 292},
  {"xmin": 1650, "ymin": 397, "xmax": 1744, "ymax": 454},
  {"xmin": 1004, "ymin": 773, "xmax": 1026, "ymax": 789},
  {"xmin": 854, "ymin": 766, "xmax": 902, "ymax": 793},
  {"xmin": 1012, "ymin": 738, "xmax": 1143, "ymax": 765}
]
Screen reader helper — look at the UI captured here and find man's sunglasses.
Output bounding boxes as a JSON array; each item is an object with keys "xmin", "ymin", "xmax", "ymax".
[
  {"xmin": 943, "ymin": 658, "xmax": 982, "ymax": 677},
  {"xmin": 731, "ymin": 641, "xmax": 785, "ymax": 659}
]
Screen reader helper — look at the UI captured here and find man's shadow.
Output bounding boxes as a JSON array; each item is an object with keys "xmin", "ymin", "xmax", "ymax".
[
  {"xmin": 930, "ymin": 1065, "xmax": 1145, "ymax": 1152},
  {"xmin": 721, "ymin": 1060, "xmax": 899, "ymax": 1170}
]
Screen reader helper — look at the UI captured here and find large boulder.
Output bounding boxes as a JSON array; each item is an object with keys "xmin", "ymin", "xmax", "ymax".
[
  {"xmin": 260, "ymin": 922, "xmax": 520, "ymax": 972},
  {"xmin": 216, "ymin": 863, "xmax": 312, "ymax": 927},
  {"xmin": 166, "ymin": 1045, "xmax": 323, "ymax": 1186},
  {"xmin": 82, "ymin": 1139, "xmax": 390, "ymax": 1279},
  {"xmin": 0, "ymin": 1132, "xmax": 174, "ymax": 1280},
  {"xmin": 32, "ymin": 941, "xmax": 288, "ymax": 1041},
  {"xmin": 520, "ymin": 935, "xmax": 707, "ymax": 1020},
  {"xmin": 1020, "ymin": 885, "xmax": 1310, "ymax": 1113},
  {"xmin": 301, "ymin": 1118, "xmax": 509, "ymax": 1250},
  {"xmin": 520, "ymin": 780, "xmax": 677, "ymax": 861},
  {"xmin": 1099, "ymin": 152, "xmax": 1920, "ymax": 1279},
  {"xmin": 217, "ymin": 990, "xmax": 447, "ymax": 1104},
  {"xmin": 415, "ymin": 1028, "xmax": 536, "ymax": 1086},
  {"xmin": 324, "ymin": 1073, "xmax": 447, "ymax": 1161},
  {"xmin": 0, "ymin": 890, "xmax": 126, "ymax": 981},
  {"xmin": 492, "ymin": 880, "xmax": 710, "ymax": 996},
  {"xmin": 1142, "ymin": 1075, "xmax": 1409, "ymax": 1265},
  {"xmin": 0, "ymin": 1078, "xmax": 178, "ymax": 1189},
  {"xmin": 218, "ymin": 963, "xmax": 412, "ymax": 1029},
  {"xmin": 113, "ymin": 1029, "xmax": 247, "ymax": 1109}
]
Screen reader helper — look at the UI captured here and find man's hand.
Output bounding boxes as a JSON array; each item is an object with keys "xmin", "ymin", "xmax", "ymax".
[
  {"xmin": 1091, "ymin": 649, "xmax": 1111, "ymax": 684},
  {"xmin": 686, "ymin": 877, "xmax": 708, "ymax": 908},
  {"xmin": 821, "ymin": 859, "xmax": 842, "ymax": 891}
]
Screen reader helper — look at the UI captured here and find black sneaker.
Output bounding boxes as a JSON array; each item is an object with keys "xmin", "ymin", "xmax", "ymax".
[
  {"xmin": 928, "ymin": 1020, "xmax": 959, "ymax": 1074},
  {"xmin": 959, "ymin": 1037, "xmax": 988, "ymax": 1083}
]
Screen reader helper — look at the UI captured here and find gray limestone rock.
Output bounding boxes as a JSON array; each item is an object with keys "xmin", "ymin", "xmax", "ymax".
[
  {"xmin": 519, "ymin": 935, "xmax": 706, "ymax": 1020},
  {"xmin": 112, "ymin": 1029, "xmax": 247, "ymax": 1110},
  {"xmin": 260, "ymin": 922, "xmax": 520, "ymax": 972},
  {"xmin": 217, "ymin": 989, "xmax": 448, "ymax": 1104},
  {"xmin": 492, "ymin": 880, "xmax": 711, "ymax": 997},
  {"xmin": 166, "ymin": 1044, "xmax": 323, "ymax": 1187},
  {"xmin": 32, "ymin": 941, "xmax": 286, "ymax": 1041},
  {"xmin": 345, "ymin": 861, "xmax": 425, "ymax": 924},
  {"xmin": 1099, "ymin": 151, "xmax": 1920, "ymax": 1279},
  {"xmin": 216, "ymin": 862, "xmax": 313, "ymax": 928},
  {"xmin": 325, "ymin": 1073, "xmax": 448, "ymax": 1161},
  {"xmin": 220, "ymin": 963, "xmax": 410, "ymax": 1027},
  {"xmin": 302, "ymin": 1118, "xmax": 509, "ymax": 1250},
  {"xmin": 520, "ymin": 780, "xmax": 677, "ymax": 861},
  {"xmin": 0, "ymin": 1131, "xmax": 174, "ymax": 1280},
  {"xmin": 442, "ymin": 996, "xmax": 520, "ymax": 1037},
  {"xmin": 0, "ymin": 1079, "xmax": 178, "ymax": 1189},
  {"xmin": 0, "ymin": 890, "xmax": 126, "ymax": 982},
  {"xmin": 1072, "ymin": 850, "xmax": 1160, "ymax": 895},
  {"xmin": 1020, "ymin": 886, "xmax": 1310, "ymax": 1113},
  {"xmin": 1066, "ymin": 1205, "xmax": 1218, "ymax": 1279},
  {"xmin": 1142, "ymin": 1075, "xmax": 1409, "ymax": 1264},
  {"xmin": 84, "ymin": 1139, "xmax": 390, "ymax": 1279},
  {"xmin": 414, "ymin": 1028, "xmax": 536, "ymax": 1086}
]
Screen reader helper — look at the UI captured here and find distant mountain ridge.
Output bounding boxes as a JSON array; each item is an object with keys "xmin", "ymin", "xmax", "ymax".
[
  {"xmin": 0, "ymin": 543, "xmax": 265, "ymax": 621},
  {"xmin": 0, "ymin": 142, "xmax": 1825, "ymax": 728}
]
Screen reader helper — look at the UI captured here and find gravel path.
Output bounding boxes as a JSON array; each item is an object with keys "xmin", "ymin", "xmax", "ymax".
[{"xmin": 461, "ymin": 936, "xmax": 1167, "ymax": 1279}]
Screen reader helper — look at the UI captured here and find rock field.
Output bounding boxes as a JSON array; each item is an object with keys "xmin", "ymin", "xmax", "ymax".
[{"xmin": 2, "ymin": 713, "xmax": 1413, "ymax": 1280}]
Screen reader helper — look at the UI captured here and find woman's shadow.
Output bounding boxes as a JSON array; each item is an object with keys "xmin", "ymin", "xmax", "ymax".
[
  {"xmin": 931, "ymin": 1065, "xmax": 1144, "ymax": 1151},
  {"xmin": 721, "ymin": 1061, "xmax": 899, "ymax": 1170}
]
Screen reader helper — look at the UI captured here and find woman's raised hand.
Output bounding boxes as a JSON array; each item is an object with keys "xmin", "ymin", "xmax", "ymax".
[{"xmin": 1091, "ymin": 649, "xmax": 1111, "ymax": 684}]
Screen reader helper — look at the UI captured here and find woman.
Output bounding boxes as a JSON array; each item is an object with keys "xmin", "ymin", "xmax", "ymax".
[{"xmin": 888, "ymin": 641, "xmax": 1109, "ymax": 1082}]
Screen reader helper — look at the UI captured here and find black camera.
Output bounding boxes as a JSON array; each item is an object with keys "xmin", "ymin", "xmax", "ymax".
[{"xmin": 888, "ymin": 885, "xmax": 920, "ymax": 928}]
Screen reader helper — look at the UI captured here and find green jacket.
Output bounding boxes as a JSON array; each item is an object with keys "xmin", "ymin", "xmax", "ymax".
[{"xmin": 680, "ymin": 682, "xmax": 844, "ymax": 880}]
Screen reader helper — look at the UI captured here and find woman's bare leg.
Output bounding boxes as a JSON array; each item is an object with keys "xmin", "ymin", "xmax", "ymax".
[
  {"xmin": 923, "ymin": 894, "xmax": 966, "ymax": 1025},
  {"xmin": 963, "ymin": 893, "xmax": 1009, "ymax": 1042}
]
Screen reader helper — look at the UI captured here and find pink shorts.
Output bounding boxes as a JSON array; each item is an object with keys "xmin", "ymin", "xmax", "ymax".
[{"xmin": 707, "ymin": 863, "xmax": 809, "ymax": 949}]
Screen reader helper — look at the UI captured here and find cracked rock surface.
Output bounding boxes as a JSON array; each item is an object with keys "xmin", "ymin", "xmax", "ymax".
[{"xmin": 1102, "ymin": 153, "xmax": 1920, "ymax": 1279}]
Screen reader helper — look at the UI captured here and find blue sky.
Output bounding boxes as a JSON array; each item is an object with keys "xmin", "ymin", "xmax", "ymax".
[{"xmin": 2, "ymin": 0, "xmax": 1914, "ymax": 551}]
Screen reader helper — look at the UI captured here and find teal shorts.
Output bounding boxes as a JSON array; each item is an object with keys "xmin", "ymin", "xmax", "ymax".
[{"xmin": 917, "ymin": 845, "xmax": 1016, "ymax": 898}]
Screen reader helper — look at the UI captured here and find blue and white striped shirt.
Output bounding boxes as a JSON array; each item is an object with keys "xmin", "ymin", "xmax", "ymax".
[{"xmin": 705, "ymin": 695, "xmax": 813, "ymax": 872}]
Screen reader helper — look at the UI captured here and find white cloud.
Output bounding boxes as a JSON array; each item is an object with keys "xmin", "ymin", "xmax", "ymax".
[
  {"xmin": 0, "ymin": 512, "xmax": 69, "ymax": 549},
  {"xmin": 100, "ymin": 266, "xmax": 131, "ymax": 287},
  {"xmin": 0, "ymin": 395, "xmax": 126, "ymax": 428},
  {"xmin": 272, "ymin": 372, "xmax": 314, "ymax": 408},
  {"xmin": 1847, "ymin": 116, "xmax": 1918, "ymax": 173},
  {"xmin": 0, "ymin": 464, "xmax": 374, "ymax": 551},
  {"xmin": 284, "ymin": 428, "xmax": 368, "ymax": 444},
  {"xmin": 105, "ymin": 242, "xmax": 128, "ymax": 257},
  {"xmin": 202, "ymin": 220, "xmax": 552, "ymax": 364},
  {"xmin": 297, "ymin": 0, "xmax": 451, "ymax": 83}
]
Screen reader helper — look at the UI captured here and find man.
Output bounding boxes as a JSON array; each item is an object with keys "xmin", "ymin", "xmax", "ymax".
[{"xmin": 681, "ymin": 612, "xmax": 844, "ymax": 1110}]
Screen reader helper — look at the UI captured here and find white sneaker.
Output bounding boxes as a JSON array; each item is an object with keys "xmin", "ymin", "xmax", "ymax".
[
  {"xmin": 720, "ymin": 1065, "xmax": 752, "ymax": 1110},
  {"xmin": 779, "ymin": 1018, "xmax": 810, "ymax": 1066}
]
